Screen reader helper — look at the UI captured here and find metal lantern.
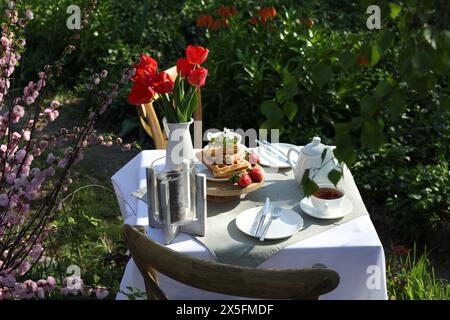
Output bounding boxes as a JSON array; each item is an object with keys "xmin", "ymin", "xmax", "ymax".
[{"xmin": 146, "ymin": 158, "xmax": 207, "ymax": 244}]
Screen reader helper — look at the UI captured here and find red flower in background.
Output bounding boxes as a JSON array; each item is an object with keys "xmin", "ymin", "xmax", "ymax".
[
  {"xmin": 188, "ymin": 67, "xmax": 208, "ymax": 87},
  {"xmin": 176, "ymin": 58, "xmax": 195, "ymax": 78},
  {"xmin": 186, "ymin": 45, "xmax": 209, "ymax": 65},
  {"xmin": 197, "ymin": 15, "xmax": 206, "ymax": 27},
  {"xmin": 259, "ymin": 7, "xmax": 277, "ymax": 21},
  {"xmin": 306, "ymin": 17, "xmax": 315, "ymax": 28},
  {"xmin": 249, "ymin": 16, "xmax": 258, "ymax": 25},
  {"xmin": 357, "ymin": 55, "xmax": 369, "ymax": 66},
  {"xmin": 217, "ymin": 5, "xmax": 237, "ymax": 18},
  {"xmin": 212, "ymin": 19, "xmax": 221, "ymax": 31}
]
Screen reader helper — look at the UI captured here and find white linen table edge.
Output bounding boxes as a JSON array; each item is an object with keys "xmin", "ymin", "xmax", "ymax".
[{"xmin": 113, "ymin": 150, "xmax": 388, "ymax": 300}]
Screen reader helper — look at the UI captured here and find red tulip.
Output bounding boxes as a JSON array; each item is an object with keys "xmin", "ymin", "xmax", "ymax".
[
  {"xmin": 188, "ymin": 66, "xmax": 208, "ymax": 87},
  {"xmin": 131, "ymin": 67, "xmax": 152, "ymax": 86},
  {"xmin": 176, "ymin": 58, "xmax": 194, "ymax": 78},
  {"xmin": 128, "ymin": 82, "xmax": 155, "ymax": 105},
  {"xmin": 135, "ymin": 54, "xmax": 158, "ymax": 75},
  {"xmin": 152, "ymin": 71, "xmax": 174, "ymax": 94},
  {"xmin": 186, "ymin": 45, "xmax": 209, "ymax": 65}
]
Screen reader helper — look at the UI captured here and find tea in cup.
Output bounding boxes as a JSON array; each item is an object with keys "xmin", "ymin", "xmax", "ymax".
[{"xmin": 310, "ymin": 185, "xmax": 345, "ymax": 216}]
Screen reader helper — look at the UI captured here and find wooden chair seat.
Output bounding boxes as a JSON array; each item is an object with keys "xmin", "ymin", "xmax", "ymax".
[{"xmin": 123, "ymin": 224, "xmax": 340, "ymax": 300}]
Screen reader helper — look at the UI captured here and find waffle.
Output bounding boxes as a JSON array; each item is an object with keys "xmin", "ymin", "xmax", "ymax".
[
  {"xmin": 207, "ymin": 159, "xmax": 251, "ymax": 178},
  {"xmin": 202, "ymin": 145, "xmax": 244, "ymax": 165}
]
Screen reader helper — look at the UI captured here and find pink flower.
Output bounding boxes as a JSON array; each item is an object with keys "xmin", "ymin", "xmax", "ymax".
[
  {"xmin": 37, "ymin": 287, "xmax": 45, "ymax": 299},
  {"xmin": 95, "ymin": 287, "xmax": 109, "ymax": 300},
  {"xmin": 50, "ymin": 100, "xmax": 60, "ymax": 108},
  {"xmin": 47, "ymin": 153, "xmax": 55, "ymax": 164},
  {"xmin": 24, "ymin": 189, "xmax": 38, "ymax": 200},
  {"xmin": 1, "ymin": 274, "xmax": 16, "ymax": 287},
  {"xmin": 25, "ymin": 96, "xmax": 35, "ymax": 105},
  {"xmin": 19, "ymin": 261, "xmax": 31, "ymax": 276},
  {"xmin": 0, "ymin": 194, "xmax": 9, "ymax": 207},
  {"xmin": 1, "ymin": 37, "xmax": 10, "ymax": 48},
  {"xmin": 25, "ymin": 9, "xmax": 33, "ymax": 20},
  {"xmin": 60, "ymin": 287, "xmax": 70, "ymax": 296},
  {"xmin": 22, "ymin": 130, "xmax": 31, "ymax": 141},
  {"xmin": 15, "ymin": 149, "xmax": 26, "ymax": 162},
  {"xmin": 47, "ymin": 276, "xmax": 56, "ymax": 288}
]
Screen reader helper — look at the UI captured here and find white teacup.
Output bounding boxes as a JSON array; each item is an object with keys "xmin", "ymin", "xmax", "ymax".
[{"xmin": 310, "ymin": 185, "xmax": 345, "ymax": 217}]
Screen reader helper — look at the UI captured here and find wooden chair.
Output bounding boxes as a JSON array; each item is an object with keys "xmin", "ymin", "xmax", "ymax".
[
  {"xmin": 123, "ymin": 224, "xmax": 340, "ymax": 300},
  {"xmin": 137, "ymin": 66, "xmax": 203, "ymax": 150}
]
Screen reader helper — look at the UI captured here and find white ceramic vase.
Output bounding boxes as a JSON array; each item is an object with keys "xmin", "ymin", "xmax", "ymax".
[{"xmin": 163, "ymin": 117, "xmax": 194, "ymax": 170}]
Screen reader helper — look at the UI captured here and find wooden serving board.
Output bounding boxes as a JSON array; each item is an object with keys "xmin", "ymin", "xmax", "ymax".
[{"xmin": 206, "ymin": 165, "xmax": 265, "ymax": 202}]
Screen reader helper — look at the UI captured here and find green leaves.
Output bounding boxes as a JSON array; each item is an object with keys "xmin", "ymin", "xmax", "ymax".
[
  {"xmin": 339, "ymin": 52, "xmax": 356, "ymax": 70},
  {"xmin": 370, "ymin": 45, "xmax": 381, "ymax": 67},
  {"xmin": 334, "ymin": 133, "xmax": 356, "ymax": 166},
  {"xmin": 312, "ymin": 63, "xmax": 332, "ymax": 88},
  {"xmin": 328, "ymin": 169, "xmax": 342, "ymax": 187},
  {"xmin": 375, "ymin": 79, "xmax": 395, "ymax": 97},
  {"xmin": 261, "ymin": 100, "xmax": 284, "ymax": 129},
  {"xmin": 389, "ymin": 3, "xmax": 401, "ymax": 19},
  {"xmin": 362, "ymin": 118, "xmax": 385, "ymax": 151},
  {"xmin": 283, "ymin": 101, "xmax": 298, "ymax": 122},
  {"xmin": 386, "ymin": 92, "xmax": 406, "ymax": 119},
  {"xmin": 301, "ymin": 169, "xmax": 320, "ymax": 197},
  {"xmin": 360, "ymin": 95, "xmax": 380, "ymax": 118}
]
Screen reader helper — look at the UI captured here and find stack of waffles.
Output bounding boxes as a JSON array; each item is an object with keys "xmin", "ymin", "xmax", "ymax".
[{"xmin": 202, "ymin": 144, "xmax": 251, "ymax": 178}]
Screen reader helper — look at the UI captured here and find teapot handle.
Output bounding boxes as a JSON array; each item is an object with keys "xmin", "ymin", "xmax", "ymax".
[{"xmin": 287, "ymin": 148, "xmax": 301, "ymax": 169}]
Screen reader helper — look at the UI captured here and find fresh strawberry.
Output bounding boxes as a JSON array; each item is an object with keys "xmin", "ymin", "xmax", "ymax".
[
  {"xmin": 249, "ymin": 167, "xmax": 264, "ymax": 182},
  {"xmin": 237, "ymin": 173, "xmax": 252, "ymax": 188},
  {"xmin": 248, "ymin": 152, "xmax": 260, "ymax": 165}
]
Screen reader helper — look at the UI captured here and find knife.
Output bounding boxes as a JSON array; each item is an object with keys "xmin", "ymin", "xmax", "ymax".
[{"xmin": 254, "ymin": 197, "xmax": 270, "ymax": 237}]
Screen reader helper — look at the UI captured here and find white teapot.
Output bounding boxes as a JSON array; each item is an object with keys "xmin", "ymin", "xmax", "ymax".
[{"xmin": 287, "ymin": 137, "xmax": 339, "ymax": 185}]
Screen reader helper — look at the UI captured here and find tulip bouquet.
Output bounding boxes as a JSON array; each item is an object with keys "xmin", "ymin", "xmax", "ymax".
[{"xmin": 128, "ymin": 45, "xmax": 209, "ymax": 123}]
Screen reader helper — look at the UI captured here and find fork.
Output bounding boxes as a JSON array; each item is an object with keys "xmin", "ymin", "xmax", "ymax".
[{"xmin": 259, "ymin": 204, "xmax": 282, "ymax": 242}]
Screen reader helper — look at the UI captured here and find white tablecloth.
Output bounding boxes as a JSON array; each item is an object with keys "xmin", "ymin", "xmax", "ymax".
[{"xmin": 112, "ymin": 150, "xmax": 388, "ymax": 300}]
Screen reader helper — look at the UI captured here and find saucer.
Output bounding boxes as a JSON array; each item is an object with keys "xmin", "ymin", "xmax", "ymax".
[{"xmin": 300, "ymin": 197, "xmax": 353, "ymax": 220}]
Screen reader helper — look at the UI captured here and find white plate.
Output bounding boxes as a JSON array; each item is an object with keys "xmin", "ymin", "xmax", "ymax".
[
  {"xmin": 256, "ymin": 143, "xmax": 297, "ymax": 169},
  {"xmin": 300, "ymin": 197, "xmax": 353, "ymax": 220},
  {"xmin": 236, "ymin": 206, "xmax": 304, "ymax": 240}
]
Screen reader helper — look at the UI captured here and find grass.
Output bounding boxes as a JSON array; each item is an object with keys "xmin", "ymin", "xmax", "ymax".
[{"xmin": 387, "ymin": 246, "xmax": 450, "ymax": 300}]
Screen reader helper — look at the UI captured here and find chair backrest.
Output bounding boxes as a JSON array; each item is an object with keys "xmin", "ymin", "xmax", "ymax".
[
  {"xmin": 123, "ymin": 224, "xmax": 340, "ymax": 300},
  {"xmin": 137, "ymin": 67, "xmax": 203, "ymax": 150}
]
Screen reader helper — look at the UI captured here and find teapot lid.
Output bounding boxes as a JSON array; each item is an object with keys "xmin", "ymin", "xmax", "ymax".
[{"xmin": 302, "ymin": 137, "xmax": 327, "ymax": 157}]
